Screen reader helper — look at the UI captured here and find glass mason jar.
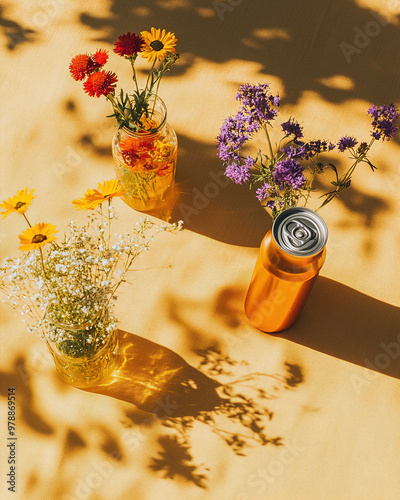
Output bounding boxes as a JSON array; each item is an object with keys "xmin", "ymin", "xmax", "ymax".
[
  {"xmin": 112, "ymin": 94, "xmax": 178, "ymax": 212},
  {"xmin": 45, "ymin": 309, "xmax": 119, "ymax": 388}
]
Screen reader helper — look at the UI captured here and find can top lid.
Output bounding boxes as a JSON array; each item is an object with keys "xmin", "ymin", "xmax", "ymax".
[{"xmin": 272, "ymin": 207, "xmax": 328, "ymax": 257}]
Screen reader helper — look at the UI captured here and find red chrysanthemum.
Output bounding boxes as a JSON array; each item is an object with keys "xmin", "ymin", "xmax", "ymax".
[
  {"xmin": 92, "ymin": 48, "xmax": 109, "ymax": 67},
  {"xmin": 69, "ymin": 54, "xmax": 94, "ymax": 81},
  {"xmin": 113, "ymin": 32, "xmax": 144, "ymax": 57},
  {"xmin": 83, "ymin": 70, "xmax": 118, "ymax": 97}
]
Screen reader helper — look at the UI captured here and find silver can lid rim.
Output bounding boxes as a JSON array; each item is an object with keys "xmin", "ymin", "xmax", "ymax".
[{"xmin": 272, "ymin": 207, "xmax": 328, "ymax": 257}]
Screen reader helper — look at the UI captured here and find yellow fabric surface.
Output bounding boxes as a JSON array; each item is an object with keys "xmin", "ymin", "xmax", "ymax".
[{"xmin": 1, "ymin": 1, "xmax": 400, "ymax": 499}]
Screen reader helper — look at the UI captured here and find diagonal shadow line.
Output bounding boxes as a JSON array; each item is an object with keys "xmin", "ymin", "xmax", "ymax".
[{"xmin": 273, "ymin": 276, "xmax": 400, "ymax": 379}]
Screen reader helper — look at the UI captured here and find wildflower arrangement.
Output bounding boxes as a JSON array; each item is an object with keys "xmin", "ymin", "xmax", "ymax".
[
  {"xmin": 217, "ymin": 83, "xmax": 398, "ymax": 219},
  {"xmin": 69, "ymin": 28, "xmax": 179, "ymax": 132},
  {"xmin": 0, "ymin": 181, "xmax": 183, "ymax": 359},
  {"xmin": 69, "ymin": 29, "xmax": 179, "ymax": 211}
]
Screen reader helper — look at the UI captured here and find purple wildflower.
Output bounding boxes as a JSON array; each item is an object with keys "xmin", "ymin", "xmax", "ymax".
[
  {"xmin": 337, "ymin": 136, "xmax": 358, "ymax": 152},
  {"xmin": 256, "ymin": 182, "xmax": 270, "ymax": 201},
  {"xmin": 273, "ymin": 159, "xmax": 305, "ymax": 189},
  {"xmin": 244, "ymin": 156, "xmax": 255, "ymax": 169},
  {"xmin": 236, "ymin": 83, "xmax": 280, "ymax": 123},
  {"xmin": 368, "ymin": 104, "xmax": 398, "ymax": 141},
  {"xmin": 283, "ymin": 140, "xmax": 335, "ymax": 160},
  {"xmin": 281, "ymin": 118, "xmax": 304, "ymax": 141},
  {"xmin": 217, "ymin": 111, "xmax": 260, "ymax": 162},
  {"xmin": 282, "ymin": 145, "xmax": 306, "ymax": 160},
  {"xmin": 225, "ymin": 162, "xmax": 251, "ymax": 185}
]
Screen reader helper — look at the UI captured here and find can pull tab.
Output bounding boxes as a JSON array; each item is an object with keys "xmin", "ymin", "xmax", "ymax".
[
  {"xmin": 283, "ymin": 221, "xmax": 315, "ymax": 249},
  {"xmin": 273, "ymin": 207, "xmax": 328, "ymax": 256}
]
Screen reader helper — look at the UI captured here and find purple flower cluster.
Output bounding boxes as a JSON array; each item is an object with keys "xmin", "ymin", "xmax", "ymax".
[
  {"xmin": 281, "ymin": 118, "xmax": 304, "ymax": 143},
  {"xmin": 256, "ymin": 182, "xmax": 270, "ymax": 201},
  {"xmin": 217, "ymin": 112, "xmax": 259, "ymax": 163},
  {"xmin": 337, "ymin": 136, "xmax": 358, "ymax": 152},
  {"xmin": 225, "ymin": 162, "xmax": 251, "ymax": 185},
  {"xmin": 273, "ymin": 159, "xmax": 305, "ymax": 190},
  {"xmin": 218, "ymin": 83, "xmax": 398, "ymax": 216},
  {"xmin": 368, "ymin": 104, "xmax": 398, "ymax": 141},
  {"xmin": 217, "ymin": 88, "xmax": 263, "ymax": 185},
  {"xmin": 283, "ymin": 140, "xmax": 335, "ymax": 160},
  {"xmin": 236, "ymin": 83, "xmax": 280, "ymax": 123}
]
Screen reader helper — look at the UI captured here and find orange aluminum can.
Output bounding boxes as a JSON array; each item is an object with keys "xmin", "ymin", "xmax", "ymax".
[{"xmin": 244, "ymin": 207, "xmax": 327, "ymax": 333}]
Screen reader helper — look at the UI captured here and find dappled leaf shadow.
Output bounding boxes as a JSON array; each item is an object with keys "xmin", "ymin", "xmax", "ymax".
[
  {"xmin": 284, "ymin": 362, "xmax": 304, "ymax": 388},
  {"xmin": 0, "ymin": 356, "xmax": 55, "ymax": 435},
  {"xmin": 78, "ymin": 0, "xmax": 400, "ymax": 109},
  {"xmin": 65, "ymin": 429, "xmax": 86, "ymax": 452},
  {"xmin": 150, "ymin": 347, "xmax": 303, "ymax": 487},
  {"xmin": 84, "ymin": 331, "xmax": 303, "ymax": 487},
  {"xmin": 0, "ymin": 5, "xmax": 36, "ymax": 50},
  {"xmin": 150, "ymin": 435, "xmax": 208, "ymax": 488}
]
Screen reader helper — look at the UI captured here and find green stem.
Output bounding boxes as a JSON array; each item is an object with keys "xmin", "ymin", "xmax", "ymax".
[
  {"xmin": 151, "ymin": 77, "xmax": 162, "ymax": 116},
  {"xmin": 130, "ymin": 58, "xmax": 140, "ymax": 94},
  {"xmin": 145, "ymin": 60, "xmax": 157, "ymax": 94},
  {"xmin": 107, "ymin": 94, "xmax": 126, "ymax": 123},
  {"xmin": 341, "ymin": 137, "xmax": 375, "ymax": 185},
  {"xmin": 262, "ymin": 124, "xmax": 274, "ymax": 160}
]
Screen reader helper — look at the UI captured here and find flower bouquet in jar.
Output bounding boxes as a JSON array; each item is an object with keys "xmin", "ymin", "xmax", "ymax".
[
  {"xmin": 69, "ymin": 29, "xmax": 179, "ymax": 211},
  {"xmin": 0, "ymin": 181, "xmax": 182, "ymax": 387}
]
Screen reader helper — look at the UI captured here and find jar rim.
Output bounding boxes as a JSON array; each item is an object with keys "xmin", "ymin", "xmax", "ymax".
[{"xmin": 122, "ymin": 92, "xmax": 167, "ymax": 137}]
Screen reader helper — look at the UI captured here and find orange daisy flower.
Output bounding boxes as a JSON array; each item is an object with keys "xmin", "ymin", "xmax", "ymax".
[
  {"xmin": 69, "ymin": 54, "xmax": 94, "ymax": 81},
  {"xmin": 92, "ymin": 49, "xmax": 109, "ymax": 67},
  {"xmin": 0, "ymin": 188, "xmax": 36, "ymax": 218},
  {"xmin": 83, "ymin": 71, "xmax": 118, "ymax": 98},
  {"xmin": 73, "ymin": 180, "xmax": 125, "ymax": 210},
  {"xmin": 19, "ymin": 223, "xmax": 57, "ymax": 252}
]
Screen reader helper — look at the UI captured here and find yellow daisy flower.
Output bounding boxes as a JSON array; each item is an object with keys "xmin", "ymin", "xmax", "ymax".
[
  {"xmin": 72, "ymin": 180, "xmax": 125, "ymax": 210},
  {"xmin": 0, "ymin": 188, "xmax": 36, "ymax": 218},
  {"xmin": 141, "ymin": 28, "xmax": 177, "ymax": 62},
  {"xmin": 72, "ymin": 188, "xmax": 102, "ymax": 211},
  {"xmin": 19, "ymin": 223, "xmax": 57, "ymax": 252}
]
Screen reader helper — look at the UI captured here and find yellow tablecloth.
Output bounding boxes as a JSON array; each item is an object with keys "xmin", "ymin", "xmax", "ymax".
[{"xmin": 1, "ymin": 1, "xmax": 399, "ymax": 499}]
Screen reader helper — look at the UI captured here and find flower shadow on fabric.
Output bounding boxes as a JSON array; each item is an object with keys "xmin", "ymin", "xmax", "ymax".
[
  {"xmin": 84, "ymin": 330, "xmax": 304, "ymax": 488},
  {"xmin": 0, "ymin": 356, "xmax": 55, "ymax": 435},
  {"xmin": 0, "ymin": 5, "xmax": 36, "ymax": 50}
]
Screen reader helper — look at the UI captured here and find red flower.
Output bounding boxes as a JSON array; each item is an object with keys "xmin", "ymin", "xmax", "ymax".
[
  {"xmin": 113, "ymin": 32, "xmax": 144, "ymax": 57},
  {"xmin": 83, "ymin": 71, "xmax": 118, "ymax": 97},
  {"xmin": 69, "ymin": 54, "xmax": 94, "ymax": 81},
  {"xmin": 92, "ymin": 49, "xmax": 109, "ymax": 67}
]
